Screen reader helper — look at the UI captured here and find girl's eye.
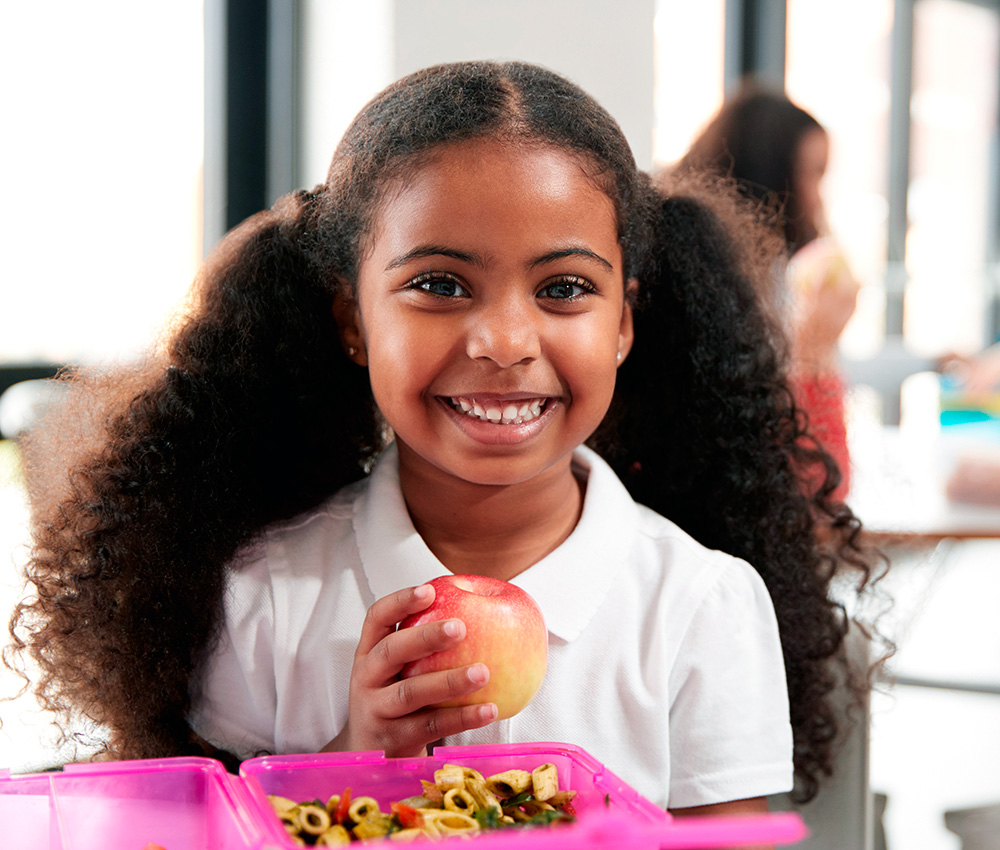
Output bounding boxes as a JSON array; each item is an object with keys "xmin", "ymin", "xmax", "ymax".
[
  {"xmin": 538, "ymin": 277, "xmax": 595, "ymax": 300},
  {"xmin": 407, "ymin": 273, "xmax": 469, "ymax": 298}
]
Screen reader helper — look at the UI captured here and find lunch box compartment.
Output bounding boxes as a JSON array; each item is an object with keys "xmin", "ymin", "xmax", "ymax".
[{"xmin": 0, "ymin": 757, "xmax": 263, "ymax": 850}]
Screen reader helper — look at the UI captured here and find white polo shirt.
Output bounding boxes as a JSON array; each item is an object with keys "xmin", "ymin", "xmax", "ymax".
[{"xmin": 192, "ymin": 443, "xmax": 793, "ymax": 809}]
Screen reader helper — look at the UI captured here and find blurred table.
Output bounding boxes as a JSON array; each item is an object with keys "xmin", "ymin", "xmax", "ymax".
[
  {"xmin": 848, "ymin": 422, "xmax": 1000, "ymax": 542},
  {"xmin": 847, "ymin": 414, "xmax": 1000, "ymax": 697}
]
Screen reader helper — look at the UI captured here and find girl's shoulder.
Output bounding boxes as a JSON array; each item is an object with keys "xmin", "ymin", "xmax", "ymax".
[
  {"xmin": 577, "ymin": 445, "xmax": 766, "ymax": 592},
  {"xmin": 633, "ymin": 501, "xmax": 742, "ymax": 570},
  {"xmin": 630, "ymin": 500, "xmax": 770, "ymax": 608}
]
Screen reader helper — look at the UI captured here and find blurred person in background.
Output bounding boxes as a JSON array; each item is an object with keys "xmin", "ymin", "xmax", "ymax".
[{"xmin": 677, "ymin": 87, "xmax": 859, "ymax": 502}]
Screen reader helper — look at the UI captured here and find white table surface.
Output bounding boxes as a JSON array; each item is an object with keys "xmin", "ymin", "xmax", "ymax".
[{"xmin": 847, "ymin": 420, "xmax": 1000, "ymax": 540}]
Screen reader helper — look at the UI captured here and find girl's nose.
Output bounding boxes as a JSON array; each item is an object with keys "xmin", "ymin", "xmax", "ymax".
[{"xmin": 465, "ymin": 301, "xmax": 541, "ymax": 367}]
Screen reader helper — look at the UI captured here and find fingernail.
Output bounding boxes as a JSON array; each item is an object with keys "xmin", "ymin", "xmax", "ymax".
[
  {"xmin": 478, "ymin": 703, "xmax": 498, "ymax": 723},
  {"xmin": 468, "ymin": 663, "xmax": 489, "ymax": 684},
  {"xmin": 443, "ymin": 619, "xmax": 464, "ymax": 638},
  {"xmin": 414, "ymin": 584, "xmax": 433, "ymax": 601}
]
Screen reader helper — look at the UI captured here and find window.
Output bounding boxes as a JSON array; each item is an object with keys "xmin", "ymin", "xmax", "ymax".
[
  {"xmin": 906, "ymin": 0, "xmax": 1000, "ymax": 355},
  {"xmin": 653, "ymin": 0, "xmax": 727, "ymax": 168},
  {"xmin": 0, "ymin": 2, "xmax": 204, "ymax": 365},
  {"xmin": 786, "ymin": 0, "xmax": 896, "ymax": 359},
  {"xmin": 786, "ymin": 0, "xmax": 1000, "ymax": 361}
]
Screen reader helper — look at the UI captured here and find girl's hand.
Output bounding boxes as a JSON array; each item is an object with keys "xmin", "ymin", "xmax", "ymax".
[
  {"xmin": 787, "ymin": 239, "xmax": 860, "ymax": 374},
  {"xmin": 322, "ymin": 584, "xmax": 498, "ymax": 757}
]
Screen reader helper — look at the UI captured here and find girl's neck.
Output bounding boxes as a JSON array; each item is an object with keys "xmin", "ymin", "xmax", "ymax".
[{"xmin": 396, "ymin": 444, "xmax": 585, "ymax": 582}]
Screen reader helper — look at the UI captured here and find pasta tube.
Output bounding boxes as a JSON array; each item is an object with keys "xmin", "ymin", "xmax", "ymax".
[
  {"xmin": 432, "ymin": 765, "xmax": 466, "ymax": 792},
  {"xmin": 297, "ymin": 804, "xmax": 332, "ymax": 836},
  {"xmin": 425, "ymin": 811, "xmax": 480, "ymax": 836},
  {"xmin": 352, "ymin": 815, "xmax": 394, "ymax": 840},
  {"xmin": 316, "ymin": 825, "xmax": 352, "ymax": 846},
  {"xmin": 268, "ymin": 795, "xmax": 300, "ymax": 817},
  {"xmin": 347, "ymin": 796, "xmax": 380, "ymax": 822},
  {"xmin": 530, "ymin": 764, "xmax": 559, "ymax": 801},
  {"xmin": 463, "ymin": 773, "xmax": 501, "ymax": 813},
  {"xmin": 485, "ymin": 770, "xmax": 531, "ymax": 799},
  {"xmin": 442, "ymin": 788, "xmax": 476, "ymax": 813},
  {"xmin": 388, "ymin": 828, "xmax": 426, "ymax": 842}
]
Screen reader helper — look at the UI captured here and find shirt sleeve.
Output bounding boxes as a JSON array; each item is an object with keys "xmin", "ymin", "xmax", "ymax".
[
  {"xmin": 190, "ymin": 550, "xmax": 279, "ymax": 759},
  {"xmin": 667, "ymin": 559, "xmax": 794, "ymax": 808}
]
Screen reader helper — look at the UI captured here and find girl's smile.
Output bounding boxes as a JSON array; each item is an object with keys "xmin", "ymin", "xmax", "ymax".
[
  {"xmin": 339, "ymin": 139, "xmax": 634, "ymax": 496},
  {"xmin": 438, "ymin": 393, "xmax": 558, "ymax": 446}
]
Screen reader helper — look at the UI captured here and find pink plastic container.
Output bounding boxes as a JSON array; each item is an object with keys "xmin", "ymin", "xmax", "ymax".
[
  {"xmin": 0, "ymin": 743, "xmax": 806, "ymax": 848},
  {"xmin": 0, "ymin": 756, "xmax": 265, "ymax": 850},
  {"xmin": 240, "ymin": 742, "xmax": 808, "ymax": 849}
]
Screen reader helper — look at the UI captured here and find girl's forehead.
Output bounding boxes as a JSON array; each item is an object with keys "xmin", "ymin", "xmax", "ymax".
[
  {"xmin": 356, "ymin": 139, "xmax": 624, "ymax": 276},
  {"xmin": 369, "ymin": 139, "xmax": 619, "ymax": 234}
]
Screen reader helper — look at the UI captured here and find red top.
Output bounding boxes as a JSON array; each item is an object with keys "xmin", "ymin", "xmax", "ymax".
[{"xmin": 791, "ymin": 372, "xmax": 850, "ymax": 503}]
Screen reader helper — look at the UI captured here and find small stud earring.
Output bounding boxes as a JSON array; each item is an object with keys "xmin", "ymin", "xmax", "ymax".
[
  {"xmin": 348, "ymin": 346, "xmax": 357, "ymax": 356},
  {"xmin": 616, "ymin": 351, "xmax": 622, "ymax": 361}
]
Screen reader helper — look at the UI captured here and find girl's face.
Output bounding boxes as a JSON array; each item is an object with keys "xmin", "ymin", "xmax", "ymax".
[
  {"xmin": 793, "ymin": 127, "xmax": 830, "ymax": 233},
  {"xmin": 340, "ymin": 139, "xmax": 634, "ymax": 489}
]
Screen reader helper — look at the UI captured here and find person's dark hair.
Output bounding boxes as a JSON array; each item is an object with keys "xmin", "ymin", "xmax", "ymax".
[
  {"xmin": 678, "ymin": 87, "xmax": 825, "ymax": 254},
  {"xmin": 8, "ymin": 61, "xmax": 880, "ymax": 802}
]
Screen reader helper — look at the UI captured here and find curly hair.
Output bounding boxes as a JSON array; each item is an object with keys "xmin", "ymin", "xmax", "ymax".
[{"xmin": 9, "ymin": 60, "xmax": 883, "ymax": 801}]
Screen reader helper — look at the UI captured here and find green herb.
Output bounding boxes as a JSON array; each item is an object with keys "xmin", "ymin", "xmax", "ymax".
[
  {"xmin": 522, "ymin": 810, "xmax": 574, "ymax": 827},
  {"xmin": 504, "ymin": 791, "xmax": 536, "ymax": 807},
  {"xmin": 475, "ymin": 807, "xmax": 504, "ymax": 829}
]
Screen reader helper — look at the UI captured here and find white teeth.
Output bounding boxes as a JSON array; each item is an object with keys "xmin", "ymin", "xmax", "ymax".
[{"xmin": 450, "ymin": 397, "xmax": 548, "ymax": 425}]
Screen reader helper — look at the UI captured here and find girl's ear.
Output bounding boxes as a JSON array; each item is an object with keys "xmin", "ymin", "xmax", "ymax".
[
  {"xmin": 332, "ymin": 284, "xmax": 368, "ymax": 366},
  {"xmin": 616, "ymin": 278, "xmax": 638, "ymax": 367}
]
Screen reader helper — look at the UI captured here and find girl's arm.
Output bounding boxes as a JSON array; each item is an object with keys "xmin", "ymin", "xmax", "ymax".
[
  {"xmin": 322, "ymin": 584, "xmax": 498, "ymax": 756},
  {"xmin": 669, "ymin": 797, "xmax": 774, "ymax": 850}
]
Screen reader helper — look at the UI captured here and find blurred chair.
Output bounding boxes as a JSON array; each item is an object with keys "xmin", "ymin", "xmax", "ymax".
[
  {"xmin": 768, "ymin": 624, "xmax": 884, "ymax": 850},
  {"xmin": 843, "ymin": 338, "xmax": 937, "ymax": 425},
  {"xmin": 944, "ymin": 800, "xmax": 1000, "ymax": 849}
]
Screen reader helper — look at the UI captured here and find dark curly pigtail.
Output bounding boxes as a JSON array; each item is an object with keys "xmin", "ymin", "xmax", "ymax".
[
  {"xmin": 10, "ymin": 192, "xmax": 380, "ymax": 763},
  {"xmin": 593, "ymin": 173, "xmax": 881, "ymax": 802}
]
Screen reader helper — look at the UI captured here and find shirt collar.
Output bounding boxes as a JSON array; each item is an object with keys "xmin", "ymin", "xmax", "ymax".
[{"xmin": 352, "ymin": 443, "xmax": 637, "ymax": 642}]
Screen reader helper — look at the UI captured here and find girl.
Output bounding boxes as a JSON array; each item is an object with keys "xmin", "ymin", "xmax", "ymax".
[
  {"xmin": 678, "ymin": 88, "xmax": 860, "ymax": 501},
  {"xmin": 9, "ymin": 61, "xmax": 879, "ymax": 815}
]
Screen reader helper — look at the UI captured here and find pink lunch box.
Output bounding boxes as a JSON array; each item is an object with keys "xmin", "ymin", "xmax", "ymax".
[{"xmin": 0, "ymin": 742, "xmax": 807, "ymax": 849}]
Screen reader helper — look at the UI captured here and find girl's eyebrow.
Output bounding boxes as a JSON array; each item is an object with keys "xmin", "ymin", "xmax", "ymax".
[
  {"xmin": 384, "ymin": 245, "xmax": 614, "ymax": 273},
  {"xmin": 529, "ymin": 247, "xmax": 614, "ymax": 272},
  {"xmin": 385, "ymin": 245, "xmax": 484, "ymax": 270}
]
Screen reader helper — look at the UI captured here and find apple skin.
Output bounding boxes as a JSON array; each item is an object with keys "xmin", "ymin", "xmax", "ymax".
[{"xmin": 399, "ymin": 575, "xmax": 548, "ymax": 721}]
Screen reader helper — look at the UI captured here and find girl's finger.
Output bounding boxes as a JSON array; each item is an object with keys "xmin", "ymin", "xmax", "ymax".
[
  {"xmin": 356, "ymin": 584, "xmax": 435, "ymax": 657},
  {"xmin": 383, "ymin": 663, "xmax": 490, "ymax": 720},
  {"xmin": 354, "ymin": 618, "xmax": 468, "ymax": 688},
  {"xmin": 382, "ymin": 703, "xmax": 499, "ymax": 757}
]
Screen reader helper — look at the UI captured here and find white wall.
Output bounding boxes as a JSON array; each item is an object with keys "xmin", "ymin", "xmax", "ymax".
[
  {"xmin": 299, "ymin": 0, "xmax": 656, "ymax": 187},
  {"xmin": 392, "ymin": 0, "xmax": 656, "ymax": 168}
]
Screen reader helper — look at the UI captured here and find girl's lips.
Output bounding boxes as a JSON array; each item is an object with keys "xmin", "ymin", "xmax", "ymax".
[
  {"xmin": 435, "ymin": 395, "xmax": 560, "ymax": 445},
  {"xmin": 446, "ymin": 395, "xmax": 549, "ymax": 425}
]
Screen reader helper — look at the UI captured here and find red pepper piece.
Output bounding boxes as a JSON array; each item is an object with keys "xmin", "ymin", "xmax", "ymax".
[
  {"xmin": 336, "ymin": 787, "xmax": 352, "ymax": 824},
  {"xmin": 391, "ymin": 802, "xmax": 425, "ymax": 830}
]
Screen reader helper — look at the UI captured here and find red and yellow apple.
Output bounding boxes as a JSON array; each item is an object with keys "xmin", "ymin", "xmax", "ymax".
[{"xmin": 399, "ymin": 574, "xmax": 548, "ymax": 721}]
